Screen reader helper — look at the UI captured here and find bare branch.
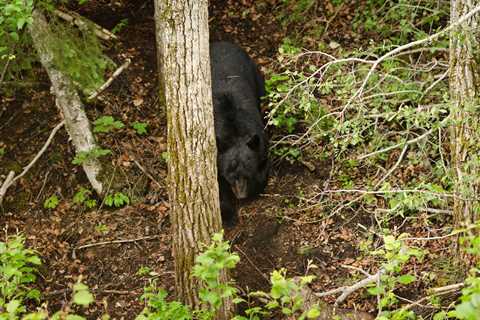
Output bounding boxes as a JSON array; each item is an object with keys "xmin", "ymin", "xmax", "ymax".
[
  {"xmin": 0, "ymin": 121, "xmax": 65, "ymax": 205},
  {"xmin": 87, "ymin": 59, "xmax": 131, "ymax": 100},
  {"xmin": 315, "ymin": 270, "xmax": 383, "ymax": 305},
  {"xmin": 53, "ymin": 9, "xmax": 118, "ymax": 41}
]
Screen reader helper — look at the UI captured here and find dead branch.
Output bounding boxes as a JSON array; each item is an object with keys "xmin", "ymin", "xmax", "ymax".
[
  {"xmin": 295, "ymin": 277, "xmax": 374, "ymax": 320},
  {"xmin": 132, "ymin": 158, "xmax": 162, "ymax": 188},
  {"xmin": 315, "ymin": 270, "xmax": 383, "ymax": 306},
  {"xmin": 87, "ymin": 58, "xmax": 131, "ymax": 100},
  {"xmin": 53, "ymin": 9, "xmax": 118, "ymax": 41},
  {"xmin": 0, "ymin": 121, "xmax": 65, "ymax": 205},
  {"xmin": 75, "ymin": 235, "xmax": 160, "ymax": 250}
]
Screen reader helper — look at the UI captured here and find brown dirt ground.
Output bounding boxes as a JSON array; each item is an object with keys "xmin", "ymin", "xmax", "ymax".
[{"xmin": 0, "ymin": 1, "xmax": 452, "ymax": 319}]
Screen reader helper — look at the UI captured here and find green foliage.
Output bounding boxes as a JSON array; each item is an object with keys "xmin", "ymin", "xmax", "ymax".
[
  {"xmin": 0, "ymin": 0, "xmax": 33, "ymax": 53},
  {"xmin": 72, "ymin": 147, "xmax": 111, "ymax": 165},
  {"xmin": 136, "ymin": 285, "xmax": 192, "ymax": 320},
  {"xmin": 353, "ymin": 0, "xmax": 446, "ymax": 46},
  {"xmin": 47, "ymin": 17, "xmax": 115, "ymax": 95},
  {"xmin": 73, "ymin": 187, "xmax": 97, "ymax": 208},
  {"xmin": 237, "ymin": 268, "xmax": 320, "ymax": 320},
  {"xmin": 111, "ymin": 18, "xmax": 128, "ymax": 34},
  {"xmin": 104, "ymin": 192, "xmax": 129, "ymax": 208},
  {"xmin": 43, "ymin": 194, "xmax": 59, "ymax": 209},
  {"xmin": 192, "ymin": 233, "xmax": 240, "ymax": 316},
  {"xmin": 132, "ymin": 122, "xmax": 148, "ymax": 135},
  {"xmin": 277, "ymin": 0, "xmax": 315, "ymax": 27},
  {"xmin": 368, "ymin": 234, "xmax": 423, "ymax": 319},
  {"xmin": 94, "ymin": 224, "xmax": 109, "ymax": 234},
  {"xmin": 0, "ymin": 235, "xmax": 98, "ymax": 319},
  {"xmin": 137, "ymin": 233, "xmax": 239, "ymax": 320},
  {"xmin": 93, "ymin": 116, "xmax": 125, "ymax": 133},
  {"xmin": 72, "ymin": 282, "xmax": 94, "ymax": 306},
  {"xmin": 136, "ymin": 266, "xmax": 153, "ymax": 277},
  {"xmin": 0, "ymin": 235, "xmax": 41, "ymax": 319},
  {"xmin": 272, "ymin": 146, "xmax": 301, "ymax": 164}
]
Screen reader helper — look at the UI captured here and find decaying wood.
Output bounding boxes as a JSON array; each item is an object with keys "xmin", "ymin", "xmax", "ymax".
[
  {"xmin": 53, "ymin": 9, "xmax": 117, "ymax": 41},
  {"xmin": 29, "ymin": 9, "xmax": 104, "ymax": 195}
]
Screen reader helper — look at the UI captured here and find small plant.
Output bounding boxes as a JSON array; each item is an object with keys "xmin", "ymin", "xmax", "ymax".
[
  {"xmin": 132, "ymin": 121, "xmax": 148, "ymax": 135},
  {"xmin": 111, "ymin": 18, "xmax": 129, "ymax": 34},
  {"xmin": 136, "ymin": 283, "xmax": 192, "ymax": 320},
  {"xmin": 72, "ymin": 147, "xmax": 111, "ymax": 165},
  {"xmin": 238, "ymin": 268, "xmax": 320, "ymax": 320},
  {"xmin": 368, "ymin": 234, "xmax": 423, "ymax": 319},
  {"xmin": 136, "ymin": 266, "xmax": 156, "ymax": 277},
  {"xmin": 192, "ymin": 233, "xmax": 240, "ymax": 317},
  {"xmin": 161, "ymin": 151, "xmax": 169, "ymax": 163},
  {"xmin": 272, "ymin": 146, "xmax": 301, "ymax": 164},
  {"xmin": 93, "ymin": 116, "xmax": 125, "ymax": 133},
  {"xmin": 95, "ymin": 223, "xmax": 109, "ymax": 234},
  {"xmin": 73, "ymin": 187, "xmax": 97, "ymax": 208},
  {"xmin": 43, "ymin": 194, "xmax": 59, "ymax": 209},
  {"xmin": 0, "ymin": 235, "xmax": 41, "ymax": 319},
  {"xmin": 104, "ymin": 192, "xmax": 130, "ymax": 208}
]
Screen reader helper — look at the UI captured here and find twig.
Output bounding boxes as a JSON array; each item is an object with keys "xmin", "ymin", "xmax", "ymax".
[
  {"xmin": 315, "ymin": 270, "xmax": 383, "ymax": 305},
  {"xmin": 75, "ymin": 235, "xmax": 160, "ymax": 250},
  {"xmin": 429, "ymin": 283, "xmax": 464, "ymax": 294},
  {"xmin": 0, "ymin": 171, "xmax": 15, "ymax": 205},
  {"xmin": 400, "ymin": 283, "xmax": 464, "ymax": 312},
  {"xmin": 35, "ymin": 170, "xmax": 50, "ymax": 202},
  {"xmin": 53, "ymin": 9, "xmax": 118, "ymax": 41},
  {"xmin": 87, "ymin": 59, "xmax": 131, "ymax": 100},
  {"xmin": 375, "ymin": 143, "xmax": 409, "ymax": 187},
  {"xmin": 234, "ymin": 245, "xmax": 270, "ymax": 282},
  {"xmin": 0, "ymin": 121, "xmax": 65, "ymax": 205},
  {"xmin": 357, "ymin": 127, "xmax": 435, "ymax": 161},
  {"xmin": 132, "ymin": 158, "xmax": 162, "ymax": 188},
  {"xmin": 348, "ymin": 5, "xmax": 480, "ymax": 108}
]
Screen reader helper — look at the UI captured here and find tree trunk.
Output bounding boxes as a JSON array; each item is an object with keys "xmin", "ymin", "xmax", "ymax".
[
  {"xmin": 449, "ymin": 1, "xmax": 480, "ymax": 263},
  {"xmin": 29, "ymin": 9, "xmax": 104, "ymax": 195},
  {"xmin": 154, "ymin": 1, "xmax": 231, "ymax": 318}
]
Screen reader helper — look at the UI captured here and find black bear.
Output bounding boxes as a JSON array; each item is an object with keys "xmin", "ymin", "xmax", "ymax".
[{"xmin": 210, "ymin": 41, "xmax": 269, "ymax": 225}]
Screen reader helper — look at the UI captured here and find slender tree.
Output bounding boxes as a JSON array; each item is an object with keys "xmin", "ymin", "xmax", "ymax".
[
  {"xmin": 154, "ymin": 1, "xmax": 231, "ymax": 318},
  {"xmin": 29, "ymin": 9, "xmax": 104, "ymax": 195},
  {"xmin": 449, "ymin": 1, "xmax": 480, "ymax": 262}
]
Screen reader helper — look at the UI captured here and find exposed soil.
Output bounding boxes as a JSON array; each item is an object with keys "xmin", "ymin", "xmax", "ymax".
[{"xmin": 0, "ymin": 1, "xmax": 449, "ymax": 319}]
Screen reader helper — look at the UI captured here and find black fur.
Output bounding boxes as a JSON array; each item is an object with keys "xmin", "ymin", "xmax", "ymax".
[{"xmin": 210, "ymin": 41, "xmax": 269, "ymax": 225}]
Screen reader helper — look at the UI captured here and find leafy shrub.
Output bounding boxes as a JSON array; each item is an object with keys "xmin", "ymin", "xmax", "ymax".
[{"xmin": 0, "ymin": 235, "xmax": 41, "ymax": 318}]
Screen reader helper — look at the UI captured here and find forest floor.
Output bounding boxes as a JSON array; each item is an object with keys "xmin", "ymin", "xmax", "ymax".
[{"xmin": 0, "ymin": 1, "xmax": 455, "ymax": 319}]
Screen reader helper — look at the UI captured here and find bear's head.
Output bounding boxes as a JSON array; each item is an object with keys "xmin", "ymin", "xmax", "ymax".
[{"xmin": 219, "ymin": 134, "xmax": 266, "ymax": 199}]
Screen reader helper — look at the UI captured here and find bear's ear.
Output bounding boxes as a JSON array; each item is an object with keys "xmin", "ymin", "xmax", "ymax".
[{"xmin": 247, "ymin": 134, "xmax": 260, "ymax": 150}]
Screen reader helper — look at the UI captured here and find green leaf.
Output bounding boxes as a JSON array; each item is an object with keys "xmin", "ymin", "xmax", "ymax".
[
  {"xmin": 132, "ymin": 122, "xmax": 148, "ymax": 135},
  {"xmin": 44, "ymin": 195, "xmax": 59, "ymax": 209},
  {"xmin": 6, "ymin": 299, "xmax": 21, "ymax": 314},
  {"xmin": 306, "ymin": 307, "xmax": 321, "ymax": 318},
  {"xmin": 397, "ymin": 274, "xmax": 416, "ymax": 285},
  {"xmin": 73, "ymin": 283, "xmax": 94, "ymax": 306}
]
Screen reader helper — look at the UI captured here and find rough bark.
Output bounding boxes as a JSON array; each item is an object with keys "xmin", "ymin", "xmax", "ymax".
[
  {"xmin": 449, "ymin": 1, "xmax": 480, "ymax": 260},
  {"xmin": 154, "ymin": 0, "xmax": 230, "ymax": 318},
  {"xmin": 29, "ymin": 9, "xmax": 104, "ymax": 195}
]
